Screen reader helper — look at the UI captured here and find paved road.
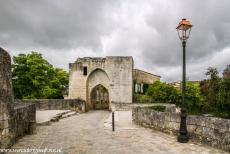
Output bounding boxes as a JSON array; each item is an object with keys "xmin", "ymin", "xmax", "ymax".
[{"xmin": 9, "ymin": 111, "xmax": 227, "ymax": 154}]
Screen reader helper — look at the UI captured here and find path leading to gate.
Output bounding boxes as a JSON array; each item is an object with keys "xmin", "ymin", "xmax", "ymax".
[{"xmin": 9, "ymin": 111, "xmax": 227, "ymax": 154}]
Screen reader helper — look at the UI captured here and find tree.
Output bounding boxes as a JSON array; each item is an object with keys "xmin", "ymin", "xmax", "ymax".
[
  {"xmin": 221, "ymin": 65, "xmax": 230, "ymax": 115},
  {"xmin": 201, "ymin": 66, "xmax": 230, "ymax": 117},
  {"xmin": 12, "ymin": 52, "xmax": 68, "ymax": 99},
  {"xmin": 204, "ymin": 67, "xmax": 221, "ymax": 111},
  {"xmin": 223, "ymin": 65, "xmax": 230, "ymax": 78}
]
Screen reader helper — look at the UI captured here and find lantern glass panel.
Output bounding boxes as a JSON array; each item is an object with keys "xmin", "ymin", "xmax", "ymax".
[{"xmin": 176, "ymin": 19, "xmax": 192, "ymax": 41}]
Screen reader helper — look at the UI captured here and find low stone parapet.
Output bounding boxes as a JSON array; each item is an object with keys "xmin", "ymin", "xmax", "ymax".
[
  {"xmin": 111, "ymin": 102, "xmax": 176, "ymax": 112},
  {"xmin": 15, "ymin": 99, "xmax": 86, "ymax": 112},
  {"xmin": 132, "ymin": 106, "xmax": 230, "ymax": 152}
]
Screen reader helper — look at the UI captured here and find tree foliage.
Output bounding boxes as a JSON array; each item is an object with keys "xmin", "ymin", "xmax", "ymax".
[
  {"xmin": 201, "ymin": 66, "xmax": 230, "ymax": 117},
  {"xmin": 12, "ymin": 52, "xmax": 68, "ymax": 99}
]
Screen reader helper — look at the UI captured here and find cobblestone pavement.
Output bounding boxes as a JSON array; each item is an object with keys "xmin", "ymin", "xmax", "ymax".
[{"xmin": 9, "ymin": 111, "xmax": 228, "ymax": 154}]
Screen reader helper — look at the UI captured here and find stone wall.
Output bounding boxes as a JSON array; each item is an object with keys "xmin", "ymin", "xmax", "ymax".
[
  {"xmin": 111, "ymin": 102, "xmax": 176, "ymax": 111},
  {"xmin": 15, "ymin": 99, "xmax": 85, "ymax": 112},
  {"xmin": 13, "ymin": 103, "xmax": 36, "ymax": 139},
  {"xmin": 0, "ymin": 47, "xmax": 36, "ymax": 149},
  {"xmin": 0, "ymin": 47, "xmax": 14, "ymax": 148},
  {"xmin": 132, "ymin": 106, "xmax": 230, "ymax": 152}
]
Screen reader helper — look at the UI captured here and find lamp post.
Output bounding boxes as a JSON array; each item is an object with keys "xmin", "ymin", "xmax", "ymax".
[{"xmin": 176, "ymin": 18, "xmax": 193, "ymax": 143}]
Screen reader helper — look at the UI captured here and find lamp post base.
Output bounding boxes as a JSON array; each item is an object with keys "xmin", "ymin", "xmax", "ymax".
[{"xmin": 178, "ymin": 134, "xmax": 189, "ymax": 143}]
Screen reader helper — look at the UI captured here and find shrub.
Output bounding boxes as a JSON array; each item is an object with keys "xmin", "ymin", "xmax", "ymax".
[
  {"xmin": 146, "ymin": 81, "xmax": 179, "ymax": 104},
  {"xmin": 145, "ymin": 81, "xmax": 205, "ymax": 115}
]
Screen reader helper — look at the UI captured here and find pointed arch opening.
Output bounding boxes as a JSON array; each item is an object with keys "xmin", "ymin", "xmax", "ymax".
[{"xmin": 86, "ymin": 68, "xmax": 110, "ymax": 110}]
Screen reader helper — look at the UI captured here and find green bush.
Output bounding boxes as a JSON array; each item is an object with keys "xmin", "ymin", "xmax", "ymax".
[
  {"xmin": 146, "ymin": 81, "xmax": 180, "ymax": 104},
  {"xmin": 145, "ymin": 81, "xmax": 205, "ymax": 115}
]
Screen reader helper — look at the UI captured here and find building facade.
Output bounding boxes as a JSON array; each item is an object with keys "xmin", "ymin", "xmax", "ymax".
[{"xmin": 133, "ymin": 69, "xmax": 161, "ymax": 93}]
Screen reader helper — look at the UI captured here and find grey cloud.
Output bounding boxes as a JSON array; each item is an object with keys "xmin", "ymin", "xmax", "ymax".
[
  {"xmin": 0, "ymin": 0, "xmax": 117, "ymax": 50},
  {"xmin": 140, "ymin": 0, "xmax": 230, "ymax": 67},
  {"xmin": 0, "ymin": 0, "xmax": 229, "ymax": 82}
]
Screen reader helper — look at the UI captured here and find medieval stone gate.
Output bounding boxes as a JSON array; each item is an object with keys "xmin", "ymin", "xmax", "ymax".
[
  {"xmin": 68, "ymin": 57, "xmax": 134, "ymax": 110},
  {"xmin": 67, "ymin": 56, "xmax": 160, "ymax": 111}
]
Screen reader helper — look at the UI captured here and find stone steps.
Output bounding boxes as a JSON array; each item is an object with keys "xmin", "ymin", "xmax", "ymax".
[
  {"xmin": 37, "ymin": 110, "xmax": 79, "ymax": 126},
  {"xmin": 62, "ymin": 111, "xmax": 78, "ymax": 118}
]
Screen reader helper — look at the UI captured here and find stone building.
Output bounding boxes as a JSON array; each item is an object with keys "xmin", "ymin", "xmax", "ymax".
[
  {"xmin": 68, "ymin": 57, "xmax": 160, "ymax": 110},
  {"xmin": 133, "ymin": 69, "xmax": 161, "ymax": 93}
]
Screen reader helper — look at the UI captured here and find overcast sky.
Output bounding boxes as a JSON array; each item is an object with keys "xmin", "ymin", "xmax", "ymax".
[{"xmin": 0, "ymin": 0, "xmax": 229, "ymax": 82}]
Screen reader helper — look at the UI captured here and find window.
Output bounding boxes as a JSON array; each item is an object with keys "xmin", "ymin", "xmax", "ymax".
[
  {"xmin": 135, "ymin": 83, "xmax": 144, "ymax": 94},
  {"xmin": 83, "ymin": 67, "xmax": 87, "ymax": 76}
]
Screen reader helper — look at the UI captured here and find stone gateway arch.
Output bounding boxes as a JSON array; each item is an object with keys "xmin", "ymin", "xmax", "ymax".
[
  {"xmin": 68, "ymin": 56, "xmax": 161, "ymax": 111},
  {"xmin": 68, "ymin": 57, "xmax": 134, "ymax": 110}
]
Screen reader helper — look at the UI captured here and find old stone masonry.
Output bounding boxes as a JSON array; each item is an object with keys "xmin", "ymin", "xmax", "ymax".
[{"xmin": 68, "ymin": 57, "xmax": 161, "ymax": 110}]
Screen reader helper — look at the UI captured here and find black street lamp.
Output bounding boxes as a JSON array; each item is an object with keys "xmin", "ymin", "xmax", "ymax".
[{"xmin": 176, "ymin": 18, "xmax": 193, "ymax": 143}]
